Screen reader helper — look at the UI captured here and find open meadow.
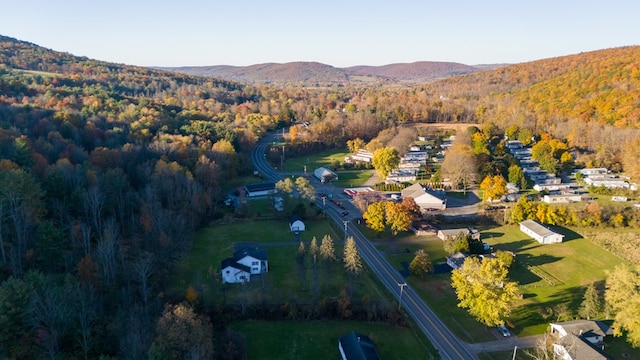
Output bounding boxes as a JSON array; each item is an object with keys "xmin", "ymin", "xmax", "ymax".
[{"xmin": 169, "ymin": 216, "xmax": 438, "ymax": 358}]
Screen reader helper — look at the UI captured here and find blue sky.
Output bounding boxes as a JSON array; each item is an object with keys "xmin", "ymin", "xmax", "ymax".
[{"xmin": 2, "ymin": 0, "xmax": 639, "ymax": 67}]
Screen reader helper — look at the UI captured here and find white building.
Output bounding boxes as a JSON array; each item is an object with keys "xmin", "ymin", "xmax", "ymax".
[{"xmin": 519, "ymin": 220, "xmax": 564, "ymax": 244}]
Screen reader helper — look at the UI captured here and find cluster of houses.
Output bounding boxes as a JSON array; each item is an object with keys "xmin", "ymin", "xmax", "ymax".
[
  {"xmin": 507, "ymin": 140, "xmax": 586, "ymax": 204},
  {"xmin": 577, "ymin": 168, "xmax": 637, "ymax": 191},
  {"xmin": 385, "ymin": 146, "xmax": 429, "ymax": 183}
]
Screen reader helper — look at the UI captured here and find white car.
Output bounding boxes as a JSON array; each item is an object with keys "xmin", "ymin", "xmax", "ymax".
[{"xmin": 497, "ymin": 325, "xmax": 511, "ymax": 337}]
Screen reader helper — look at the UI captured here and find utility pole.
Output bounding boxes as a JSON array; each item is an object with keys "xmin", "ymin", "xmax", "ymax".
[
  {"xmin": 343, "ymin": 220, "xmax": 349, "ymax": 241},
  {"xmin": 398, "ymin": 283, "xmax": 407, "ymax": 310}
]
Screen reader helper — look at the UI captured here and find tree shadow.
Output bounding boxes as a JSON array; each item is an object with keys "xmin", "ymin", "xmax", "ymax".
[
  {"xmin": 482, "ymin": 231, "xmax": 505, "ymax": 239},
  {"xmin": 511, "ymin": 253, "xmax": 562, "ymax": 285}
]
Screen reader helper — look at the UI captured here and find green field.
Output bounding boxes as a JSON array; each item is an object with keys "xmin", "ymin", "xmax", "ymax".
[
  {"xmin": 333, "ymin": 170, "xmax": 374, "ymax": 188},
  {"xmin": 229, "ymin": 320, "xmax": 436, "ymax": 360},
  {"xmin": 281, "ymin": 148, "xmax": 350, "ymax": 173},
  {"xmin": 375, "ymin": 224, "xmax": 631, "ymax": 342}
]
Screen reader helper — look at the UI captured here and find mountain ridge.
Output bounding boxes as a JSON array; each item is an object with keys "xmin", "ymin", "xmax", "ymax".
[{"xmin": 159, "ymin": 60, "xmax": 506, "ymax": 85}]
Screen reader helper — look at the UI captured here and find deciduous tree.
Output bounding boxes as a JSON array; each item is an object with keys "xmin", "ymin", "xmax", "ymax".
[
  {"xmin": 480, "ymin": 175, "xmax": 507, "ymax": 202},
  {"xmin": 372, "ymin": 147, "xmax": 400, "ymax": 179},
  {"xmin": 605, "ymin": 264, "xmax": 640, "ymax": 347},
  {"xmin": 363, "ymin": 202, "xmax": 386, "ymax": 233},
  {"xmin": 409, "ymin": 250, "xmax": 432, "ymax": 278},
  {"xmin": 385, "ymin": 201, "xmax": 412, "ymax": 235},
  {"xmin": 451, "ymin": 257, "xmax": 520, "ymax": 327}
]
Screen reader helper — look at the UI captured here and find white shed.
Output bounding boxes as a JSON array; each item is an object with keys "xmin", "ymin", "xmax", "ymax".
[{"xmin": 519, "ymin": 220, "xmax": 564, "ymax": 244}]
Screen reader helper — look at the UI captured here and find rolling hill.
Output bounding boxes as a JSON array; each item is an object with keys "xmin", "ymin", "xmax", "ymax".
[{"xmin": 160, "ymin": 61, "xmax": 503, "ymax": 85}]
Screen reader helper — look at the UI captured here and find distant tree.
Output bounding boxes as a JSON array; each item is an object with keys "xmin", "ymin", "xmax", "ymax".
[
  {"xmin": 578, "ymin": 282, "xmax": 602, "ymax": 320},
  {"xmin": 295, "ymin": 176, "xmax": 316, "ymax": 201},
  {"xmin": 504, "ymin": 125, "xmax": 520, "ymax": 140},
  {"xmin": 508, "ymin": 164, "xmax": 528, "ymax": 190},
  {"xmin": 495, "ymin": 250, "xmax": 515, "ymax": 269},
  {"xmin": 385, "ymin": 201, "xmax": 412, "ymax": 236},
  {"xmin": 276, "ymin": 178, "xmax": 294, "ymax": 195},
  {"xmin": 319, "ymin": 235, "xmax": 336, "ymax": 262},
  {"xmin": 451, "ymin": 257, "xmax": 520, "ymax": 327},
  {"xmin": 440, "ymin": 133, "xmax": 477, "ymax": 191},
  {"xmin": 605, "ymin": 264, "xmax": 640, "ymax": 347},
  {"xmin": 346, "ymin": 138, "xmax": 366, "ymax": 154},
  {"xmin": 400, "ymin": 197, "xmax": 422, "ymax": 221},
  {"xmin": 409, "ymin": 250, "xmax": 432, "ymax": 278},
  {"xmin": 363, "ymin": 202, "xmax": 386, "ymax": 233},
  {"xmin": 622, "ymin": 134, "xmax": 640, "ymax": 182},
  {"xmin": 480, "ymin": 175, "xmax": 508, "ymax": 202},
  {"xmin": 372, "ymin": 147, "xmax": 400, "ymax": 179},
  {"xmin": 444, "ymin": 232, "xmax": 470, "ymax": 255},
  {"xmin": 148, "ymin": 304, "xmax": 214, "ymax": 360}
]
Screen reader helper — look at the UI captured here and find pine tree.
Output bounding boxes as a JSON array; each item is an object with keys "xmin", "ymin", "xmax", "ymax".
[
  {"xmin": 343, "ymin": 237, "xmax": 363, "ymax": 275},
  {"xmin": 578, "ymin": 282, "xmax": 601, "ymax": 320}
]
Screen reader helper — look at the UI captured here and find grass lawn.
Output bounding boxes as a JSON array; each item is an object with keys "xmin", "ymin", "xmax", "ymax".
[
  {"xmin": 281, "ymin": 148, "xmax": 350, "ymax": 173},
  {"xmin": 368, "ymin": 224, "xmax": 633, "ymax": 344},
  {"xmin": 169, "ymin": 218, "xmax": 346, "ymax": 301},
  {"xmin": 229, "ymin": 319, "xmax": 437, "ymax": 360},
  {"xmin": 333, "ymin": 170, "xmax": 373, "ymax": 188},
  {"xmin": 481, "ymin": 224, "xmax": 629, "ymax": 335}
]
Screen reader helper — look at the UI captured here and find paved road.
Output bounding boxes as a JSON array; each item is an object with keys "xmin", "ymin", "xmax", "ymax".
[{"xmin": 252, "ymin": 134, "xmax": 477, "ymax": 360}]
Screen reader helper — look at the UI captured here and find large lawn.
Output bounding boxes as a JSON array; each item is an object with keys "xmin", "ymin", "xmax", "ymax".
[
  {"xmin": 229, "ymin": 320, "xmax": 437, "ymax": 360},
  {"xmin": 281, "ymin": 148, "xmax": 350, "ymax": 172}
]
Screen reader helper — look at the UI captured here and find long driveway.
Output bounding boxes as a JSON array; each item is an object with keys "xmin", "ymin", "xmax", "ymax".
[{"xmin": 251, "ymin": 134, "xmax": 541, "ymax": 359}]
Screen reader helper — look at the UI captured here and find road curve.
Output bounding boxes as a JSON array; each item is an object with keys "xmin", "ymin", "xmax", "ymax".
[{"xmin": 251, "ymin": 133, "xmax": 477, "ymax": 359}]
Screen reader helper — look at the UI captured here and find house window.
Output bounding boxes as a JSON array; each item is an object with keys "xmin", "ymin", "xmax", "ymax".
[
  {"xmin": 225, "ymin": 270, "xmax": 230, "ymax": 274},
  {"xmin": 252, "ymin": 261, "xmax": 259, "ymax": 266},
  {"xmin": 253, "ymin": 267, "xmax": 258, "ymax": 272}
]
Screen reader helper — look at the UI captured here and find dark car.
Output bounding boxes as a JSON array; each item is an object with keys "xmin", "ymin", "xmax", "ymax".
[{"xmin": 340, "ymin": 211, "xmax": 349, "ymax": 217}]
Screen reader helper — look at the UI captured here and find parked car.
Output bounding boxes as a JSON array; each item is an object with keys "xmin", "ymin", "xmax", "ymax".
[
  {"xmin": 497, "ymin": 324, "xmax": 511, "ymax": 337},
  {"xmin": 340, "ymin": 211, "xmax": 349, "ymax": 217}
]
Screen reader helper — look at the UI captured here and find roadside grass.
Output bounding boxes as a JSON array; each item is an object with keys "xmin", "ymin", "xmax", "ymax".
[
  {"xmin": 281, "ymin": 148, "xmax": 350, "ymax": 173},
  {"xmin": 333, "ymin": 170, "xmax": 373, "ymax": 188},
  {"xmin": 230, "ymin": 319, "xmax": 437, "ymax": 360}
]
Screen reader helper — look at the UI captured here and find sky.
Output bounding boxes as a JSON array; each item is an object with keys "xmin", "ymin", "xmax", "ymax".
[{"xmin": 2, "ymin": 0, "xmax": 639, "ymax": 68}]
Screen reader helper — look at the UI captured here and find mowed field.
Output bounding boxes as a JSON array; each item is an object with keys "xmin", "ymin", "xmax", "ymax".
[
  {"xmin": 372, "ymin": 224, "xmax": 631, "ymax": 342},
  {"xmin": 169, "ymin": 217, "xmax": 439, "ymax": 359}
]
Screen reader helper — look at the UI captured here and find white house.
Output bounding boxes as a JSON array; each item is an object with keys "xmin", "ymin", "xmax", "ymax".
[
  {"xmin": 437, "ymin": 228, "xmax": 480, "ymax": 241},
  {"xmin": 221, "ymin": 247, "xmax": 268, "ymax": 284},
  {"xmin": 542, "ymin": 194, "xmax": 583, "ymax": 204},
  {"xmin": 519, "ymin": 220, "xmax": 564, "ymax": 244},
  {"xmin": 221, "ymin": 259, "xmax": 251, "ymax": 284},
  {"xmin": 401, "ymin": 183, "xmax": 446, "ymax": 210},
  {"xmin": 550, "ymin": 320, "xmax": 612, "ymax": 360},
  {"xmin": 289, "ymin": 215, "xmax": 305, "ymax": 233}
]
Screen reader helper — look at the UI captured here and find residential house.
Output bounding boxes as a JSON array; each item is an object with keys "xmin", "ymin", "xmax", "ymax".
[
  {"xmin": 401, "ymin": 183, "xmax": 446, "ymax": 211},
  {"xmin": 446, "ymin": 252, "xmax": 468, "ymax": 269},
  {"xmin": 437, "ymin": 228, "xmax": 480, "ymax": 241},
  {"xmin": 519, "ymin": 220, "xmax": 564, "ymax": 244},
  {"xmin": 289, "ymin": 215, "xmax": 305, "ymax": 233},
  {"xmin": 221, "ymin": 258, "xmax": 251, "ymax": 284},
  {"xmin": 550, "ymin": 320, "xmax": 612, "ymax": 360},
  {"xmin": 221, "ymin": 247, "xmax": 268, "ymax": 284},
  {"xmin": 344, "ymin": 149, "xmax": 373, "ymax": 164},
  {"xmin": 542, "ymin": 194, "xmax": 583, "ymax": 204},
  {"xmin": 338, "ymin": 331, "xmax": 381, "ymax": 360}
]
